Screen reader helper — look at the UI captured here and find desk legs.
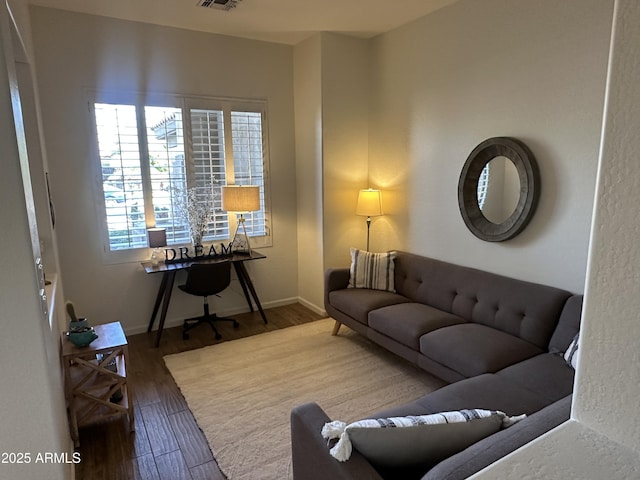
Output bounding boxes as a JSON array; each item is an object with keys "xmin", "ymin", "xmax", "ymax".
[
  {"xmin": 234, "ymin": 261, "xmax": 268, "ymax": 324},
  {"xmin": 147, "ymin": 271, "xmax": 177, "ymax": 347},
  {"xmin": 147, "ymin": 272, "xmax": 168, "ymax": 333}
]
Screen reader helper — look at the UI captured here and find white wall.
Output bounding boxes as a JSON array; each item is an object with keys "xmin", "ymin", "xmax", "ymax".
[
  {"xmin": 366, "ymin": 0, "xmax": 614, "ymax": 293},
  {"xmin": 0, "ymin": 2, "xmax": 70, "ymax": 478},
  {"xmin": 30, "ymin": 7, "xmax": 300, "ymax": 333},
  {"xmin": 293, "ymin": 33, "xmax": 371, "ymax": 310},
  {"xmin": 319, "ymin": 33, "xmax": 371, "ymax": 266},
  {"xmin": 293, "ymin": 35, "xmax": 324, "ymax": 311},
  {"xmin": 574, "ymin": 0, "xmax": 640, "ymax": 449},
  {"xmin": 471, "ymin": 0, "xmax": 640, "ymax": 476}
]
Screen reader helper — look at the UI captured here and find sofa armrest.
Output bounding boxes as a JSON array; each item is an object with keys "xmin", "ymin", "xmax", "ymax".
[
  {"xmin": 324, "ymin": 268, "xmax": 351, "ymax": 312},
  {"xmin": 291, "ymin": 402, "xmax": 383, "ymax": 480},
  {"xmin": 325, "ymin": 268, "xmax": 350, "ymax": 292}
]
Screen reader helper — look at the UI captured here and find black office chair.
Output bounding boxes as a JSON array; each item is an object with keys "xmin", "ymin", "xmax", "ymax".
[{"xmin": 179, "ymin": 262, "xmax": 239, "ymax": 340}]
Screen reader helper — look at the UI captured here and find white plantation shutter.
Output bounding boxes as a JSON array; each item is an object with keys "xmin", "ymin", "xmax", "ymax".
[
  {"xmin": 231, "ymin": 111, "xmax": 267, "ymax": 236},
  {"xmin": 190, "ymin": 109, "xmax": 229, "ymax": 240},
  {"xmin": 91, "ymin": 94, "xmax": 271, "ymax": 259},
  {"xmin": 94, "ymin": 103, "xmax": 147, "ymax": 250},
  {"xmin": 477, "ymin": 163, "xmax": 490, "ymax": 209},
  {"xmin": 145, "ymin": 106, "xmax": 190, "ymax": 245}
]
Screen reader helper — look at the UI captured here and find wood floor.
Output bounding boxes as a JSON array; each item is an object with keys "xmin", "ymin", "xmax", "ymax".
[{"xmin": 74, "ymin": 303, "xmax": 324, "ymax": 480}]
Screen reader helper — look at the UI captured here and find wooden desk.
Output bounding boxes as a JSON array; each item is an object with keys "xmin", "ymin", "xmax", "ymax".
[
  {"xmin": 61, "ymin": 322, "xmax": 134, "ymax": 447},
  {"xmin": 142, "ymin": 251, "xmax": 268, "ymax": 347}
]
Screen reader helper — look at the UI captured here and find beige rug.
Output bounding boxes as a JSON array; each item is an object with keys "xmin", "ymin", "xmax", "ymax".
[{"xmin": 164, "ymin": 319, "xmax": 445, "ymax": 480}]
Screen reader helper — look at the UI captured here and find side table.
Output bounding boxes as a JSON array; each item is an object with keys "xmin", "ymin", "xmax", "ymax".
[{"xmin": 61, "ymin": 321, "xmax": 134, "ymax": 447}]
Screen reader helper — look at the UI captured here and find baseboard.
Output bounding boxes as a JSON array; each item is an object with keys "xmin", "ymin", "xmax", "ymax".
[
  {"xmin": 125, "ymin": 297, "xmax": 324, "ymax": 336},
  {"xmin": 297, "ymin": 296, "xmax": 326, "ymax": 316}
]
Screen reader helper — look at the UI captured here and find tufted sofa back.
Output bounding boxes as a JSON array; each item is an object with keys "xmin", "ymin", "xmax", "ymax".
[{"xmin": 393, "ymin": 251, "xmax": 572, "ymax": 349}]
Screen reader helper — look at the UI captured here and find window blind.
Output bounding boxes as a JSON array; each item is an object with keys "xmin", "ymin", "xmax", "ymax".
[
  {"xmin": 91, "ymin": 95, "xmax": 270, "ymax": 257},
  {"xmin": 231, "ymin": 111, "xmax": 266, "ymax": 236},
  {"xmin": 94, "ymin": 103, "xmax": 146, "ymax": 250}
]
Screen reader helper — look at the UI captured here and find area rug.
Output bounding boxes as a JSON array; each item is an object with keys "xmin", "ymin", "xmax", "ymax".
[{"xmin": 163, "ymin": 318, "xmax": 445, "ymax": 480}]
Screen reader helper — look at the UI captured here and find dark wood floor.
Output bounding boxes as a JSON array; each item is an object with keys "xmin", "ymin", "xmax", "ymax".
[{"xmin": 74, "ymin": 303, "xmax": 324, "ymax": 480}]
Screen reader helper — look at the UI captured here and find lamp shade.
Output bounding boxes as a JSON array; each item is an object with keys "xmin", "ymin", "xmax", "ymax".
[
  {"xmin": 148, "ymin": 227, "xmax": 167, "ymax": 248},
  {"xmin": 356, "ymin": 189, "xmax": 383, "ymax": 217},
  {"xmin": 222, "ymin": 185, "xmax": 261, "ymax": 212}
]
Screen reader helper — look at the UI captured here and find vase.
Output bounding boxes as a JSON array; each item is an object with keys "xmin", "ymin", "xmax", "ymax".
[{"xmin": 191, "ymin": 231, "xmax": 203, "ymax": 247}]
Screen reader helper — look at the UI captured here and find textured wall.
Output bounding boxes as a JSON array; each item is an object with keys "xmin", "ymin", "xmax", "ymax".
[{"xmin": 573, "ymin": 0, "xmax": 640, "ymax": 450}]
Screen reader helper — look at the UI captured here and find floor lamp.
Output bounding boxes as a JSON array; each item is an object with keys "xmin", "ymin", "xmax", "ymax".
[
  {"xmin": 356, "ymin": 188, "xmax": 383, "ymax": 251},
  {"xmin": 222, "ymin": 185, "xmax": 261, "ymax": 254}
]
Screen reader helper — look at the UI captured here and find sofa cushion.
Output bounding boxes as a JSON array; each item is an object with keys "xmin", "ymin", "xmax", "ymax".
[
  {"xmin": 373, "ymin": 373, "xmax": 554, "ymax": 420},
  {"xmin": 369, "ymin": 303, "xmax": 466, "ymax": 350},
  {"xmin": 393, "ymin": 251, "xmax": 571, "ymax": 349},
  {"xmin": 349, "ymin": 248, "xmax": 396, "ymax": 291},
  {"xmin": 329, "ymin": 289, "xmax": 410, "ymax": 325},
  {"xmin": 322, "ymin": 409, "xmax": 523, "ymax": 468},
  {"xmin": 420, "ymin": 324, "xmax": 543, "ymax": 378},
  {"xmin": 422, "ymin": 395, "xmax": 572, "ymax": 480},
  {"xmin": 549, "ymin": 294, "xmax": 583, "ymax": 353},
  {"xmin": 495, "ymin": 353, "xmax": 575, "ymax": 404}
]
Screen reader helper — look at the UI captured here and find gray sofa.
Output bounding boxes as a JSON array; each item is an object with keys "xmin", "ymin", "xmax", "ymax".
[{"xmin": 291, "ymin": 251, "xmax": 582, "ymax": 480}]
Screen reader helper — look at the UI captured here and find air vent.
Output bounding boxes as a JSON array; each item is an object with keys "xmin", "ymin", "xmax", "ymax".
[{"xmin": 196, "ymin": 0, "xmax": 242, "ymax": 11}]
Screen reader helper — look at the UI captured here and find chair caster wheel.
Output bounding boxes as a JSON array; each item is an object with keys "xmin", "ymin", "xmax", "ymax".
[{"xmin": 233, "ymin": 321, "xmax": 240, "ymax": 328}]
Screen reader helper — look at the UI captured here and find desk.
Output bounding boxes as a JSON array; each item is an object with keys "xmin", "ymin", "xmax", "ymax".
[{"xmin": 142, "ymin": 251, "xmax": 268, "ymax": 347}]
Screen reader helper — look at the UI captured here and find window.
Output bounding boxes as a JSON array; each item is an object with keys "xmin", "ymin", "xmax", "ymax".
[{"xmin": 90, "ymin": 93, "xmax": 270, "ymax": 260}]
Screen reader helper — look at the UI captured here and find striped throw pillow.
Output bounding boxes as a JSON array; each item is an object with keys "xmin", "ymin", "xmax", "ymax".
[
  {"xmin": 564, "ymin": 332, "xmax": 579, "ymax": 369},
  {"xmin": 322, "ymin": 409, "xmax": 526, "ymax": 467},
  {"xmin": 348, "ymin": 248, "xmax": 396, "ymax": 292}
]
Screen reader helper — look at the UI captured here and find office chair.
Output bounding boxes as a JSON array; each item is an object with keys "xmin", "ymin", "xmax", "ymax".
[{"xmin": 178, "ymin": 262, "xmax": 239, "ymax": 340}]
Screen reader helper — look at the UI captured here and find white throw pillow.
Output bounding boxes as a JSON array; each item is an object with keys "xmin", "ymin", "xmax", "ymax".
[
  {"xmin": 321, "ymin": 409, "xmax": 526, "ymax": 468},
  {"xmin": 348, "ymin": 248, "xmax": 396, "ymax": 292},
  {"xmin": 564, "ymin": 332, "xmax": 579, "ymax": 369}
]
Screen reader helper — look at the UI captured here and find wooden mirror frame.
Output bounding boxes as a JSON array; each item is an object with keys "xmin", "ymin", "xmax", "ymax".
[{"xmin": 458, "ymin": 137, "xmax": 540, "ymax": 242}]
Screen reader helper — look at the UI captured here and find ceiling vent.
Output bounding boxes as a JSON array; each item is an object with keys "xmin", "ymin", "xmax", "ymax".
[{"xmin": 196, "ymin": 0, "xmax": 242, "ymax": 11}]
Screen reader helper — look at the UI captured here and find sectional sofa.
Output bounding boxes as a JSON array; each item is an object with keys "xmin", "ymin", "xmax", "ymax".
[{"xmin": 291, "ymin": 251, "xmax": 582, "ymax": 479}]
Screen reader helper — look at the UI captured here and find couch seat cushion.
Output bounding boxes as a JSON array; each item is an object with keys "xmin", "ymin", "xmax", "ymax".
[
  {"xmin": 420, "ymin": 324, "xmax": 543, "ymax": 378},
  {"xmin": 329, "ymin": 289, "xmax": 410, "ymax": 325},
  {"xmin": 368, "ymin": 303, "xmax": 466, "ymax": 350},
  {"xmin": 495, "ymin": 353, "xmax": 575, "ymax": 404}
]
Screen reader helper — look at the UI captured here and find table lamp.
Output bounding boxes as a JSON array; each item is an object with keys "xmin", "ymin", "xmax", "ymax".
[
  {"xmin": 148, "ymin": 227, "xmax": 167, "ymax": 265},
  {"xmin": 222, "ymin": 185, "xmax": 260, "ymax": 254},
  {"xmin": 356, "ymin": 188, "xmax": 383, "ymax": 251}
]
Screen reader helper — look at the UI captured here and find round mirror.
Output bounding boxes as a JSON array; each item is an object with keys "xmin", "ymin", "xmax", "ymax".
[
  {"xmin": 458, "ymin": 137, "xmax": 540, "ymax": 242},
  {"xmin": 478, "ymin": 156, "xmax": 520, "ymax": 224}
]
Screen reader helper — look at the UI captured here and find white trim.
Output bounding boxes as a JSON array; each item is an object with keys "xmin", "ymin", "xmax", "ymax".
[
  {"xmin": 125, "ymin": 296, "xmax": 309, "ymax": 336},
  {"xmin": 297, "ymin": 296, "xmax": 326, "ymax": 316}
]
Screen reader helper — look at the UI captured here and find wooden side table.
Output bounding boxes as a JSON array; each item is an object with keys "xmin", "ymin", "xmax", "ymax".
[{"xmin": 61, "ymin": 321, "xmax": 134, "ymax": 447}]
